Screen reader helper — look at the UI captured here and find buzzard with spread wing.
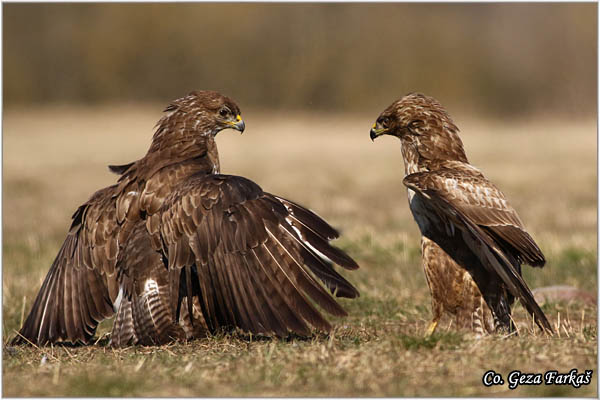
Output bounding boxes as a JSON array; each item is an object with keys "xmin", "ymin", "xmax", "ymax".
[
  {"xmin": 370, "ymin": 93, "xmax": 552, "ymax": 335},
  {"xmin": 13, "ymin": 91, "xmax": 359, "ymax": 346}
]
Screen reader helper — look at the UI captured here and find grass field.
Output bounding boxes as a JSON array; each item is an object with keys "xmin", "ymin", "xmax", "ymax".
[{"xmin": 2, "ymin": 105, "xmax": 597, "ymax": 397}]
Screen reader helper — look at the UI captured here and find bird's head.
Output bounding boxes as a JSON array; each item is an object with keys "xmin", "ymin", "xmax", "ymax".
[
  {"xmin": 369, "ymin": 92, "xmax": 457, "ymax": 142},
  {"xmin": 370, "ymin": 93, "xmax": 468, "ymax": 168},
  {"xmin": 159, "ymin": 90, "xmax": 245, "ymax": 137}
]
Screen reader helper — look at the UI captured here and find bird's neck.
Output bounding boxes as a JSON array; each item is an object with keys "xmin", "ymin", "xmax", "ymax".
[
  {"xmin": 141, "ymin": 141, "xmax": 219, "ymax": 187},
  {"xmin": 115, "ymin": 134, "xmax": 220, "ymax": 221},
  {"xmin": 112, "ymin": 117, "xmax": 222, "ymax": 228},
  {"xmin": 401, "ymin": 132, "xmax": 469, "ymax": 176},
  {"xmin": 401, "ymin": 138, "xmax": 423, "ymax": 175},
  {"xmin": 143, "ymin": 120, "xmax": 221, "ymax": 177}
]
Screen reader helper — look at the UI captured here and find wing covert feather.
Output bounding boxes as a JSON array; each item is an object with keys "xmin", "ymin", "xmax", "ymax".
[{"xmin": 403, "ymin": 168, "xmax": 545, "ymax": 267}]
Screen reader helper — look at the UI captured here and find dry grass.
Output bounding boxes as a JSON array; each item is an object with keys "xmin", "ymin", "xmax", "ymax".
[{"xmin": 2, "ymin": 105, "xmax": 597, "ymax": 396}]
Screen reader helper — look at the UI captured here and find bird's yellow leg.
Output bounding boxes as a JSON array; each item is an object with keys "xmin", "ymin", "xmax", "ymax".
[{"xmin": 426, "ymin": 320, "xmax": 439, "ymax": 336}]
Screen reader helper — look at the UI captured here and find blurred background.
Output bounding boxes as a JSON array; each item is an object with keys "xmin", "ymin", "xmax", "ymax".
[
  {"xmin": 4, "ymin": 3, "xmax": 597, "ymax": 117},
  {"xmin": 3, "ymin": 4, "xmax": 598, "ymax": 396}
]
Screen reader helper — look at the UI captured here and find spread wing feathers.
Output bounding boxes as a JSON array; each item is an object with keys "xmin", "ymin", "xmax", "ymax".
[
  {"xmin": 12, "ymin": 188, "xmax": 119, "ymax": 346},
  {"xmin": 403, "ymin": 172, "xmax": 553, "ymax": 333},
  {"xmin": 273, "ymin": 196, "xmax": 359, "ymax": 297},
  {"xmin": 149, "ymin": 174, "xmax": 359, "ymax": 336},
  {"xmin": 275, "ymin": 196, "xmax": 359, "ymax": 270},
  {"xmin": 406, "ymin": 167, "xmax": 545, "ymax": 267}
]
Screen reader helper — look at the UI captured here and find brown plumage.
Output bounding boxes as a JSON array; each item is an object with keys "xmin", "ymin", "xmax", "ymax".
[
  {"xmin": 370, "ymin": 92, "xmax": 552, "ymax": 335},
  {"xmin": 13, "ymin": 90, "xmax": 359, "ymax": 347}
]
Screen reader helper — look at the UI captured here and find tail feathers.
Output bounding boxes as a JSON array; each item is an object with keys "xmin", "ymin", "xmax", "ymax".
[
  {"xmin": 110, "ymin": 298, "xmax": 137, "ymax": 347},
  {"xmin": 110, "ymin": 280, "xmax": 188, "ymax": 347},
  {"xmin": 12, "ymin": 235, "xmax": 114, "ymax": 346},
  {"xmin": 178, "ymin": 296, "xmax": 209, "ymax": 340},
  {"xmin": 489, "ymin": 247, "xmax": 553, "ymax": 333},
  {"xmin": 131, "ymin": 278, "xmax": 178, "ymax": 345}
]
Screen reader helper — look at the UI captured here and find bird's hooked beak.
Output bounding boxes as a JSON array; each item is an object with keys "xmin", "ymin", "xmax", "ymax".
[
  {"xmin": 370, "ymin": 122, "xmax": 388, "ymax": 141},
  {"xmin": 228, "ymin": 115, "xmax": 245, "ymax": 133}
]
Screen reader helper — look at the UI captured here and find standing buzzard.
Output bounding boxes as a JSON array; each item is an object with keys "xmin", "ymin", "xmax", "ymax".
[
  {"xmin": 13, "ymin": 90, "xmax": 359, "ymax": 347},
  {"xmin": 370, "ymin": 93, "xmax": 552, "ymax": 335}
]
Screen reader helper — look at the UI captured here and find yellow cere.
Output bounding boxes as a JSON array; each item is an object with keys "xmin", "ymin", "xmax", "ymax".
[
  {"xmin": 236, "ymin": 115, "xmax": 242, "ymax": 121},
  {"xmin": 372, "ymin": 122, "xmax": 376, "ymax": 129}
]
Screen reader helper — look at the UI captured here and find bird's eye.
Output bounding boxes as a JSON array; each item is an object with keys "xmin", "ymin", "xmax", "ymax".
[
  {"xmin": 219, "ymin": 108, "xmax": 230, "ymax": 117},
  {"xmin": 409, "ymin": 120, "xmax": 423, "ymax": 129},
  {"xmin": 378, "ymin": 117, "xmax": 389, "ymax": 128}
]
